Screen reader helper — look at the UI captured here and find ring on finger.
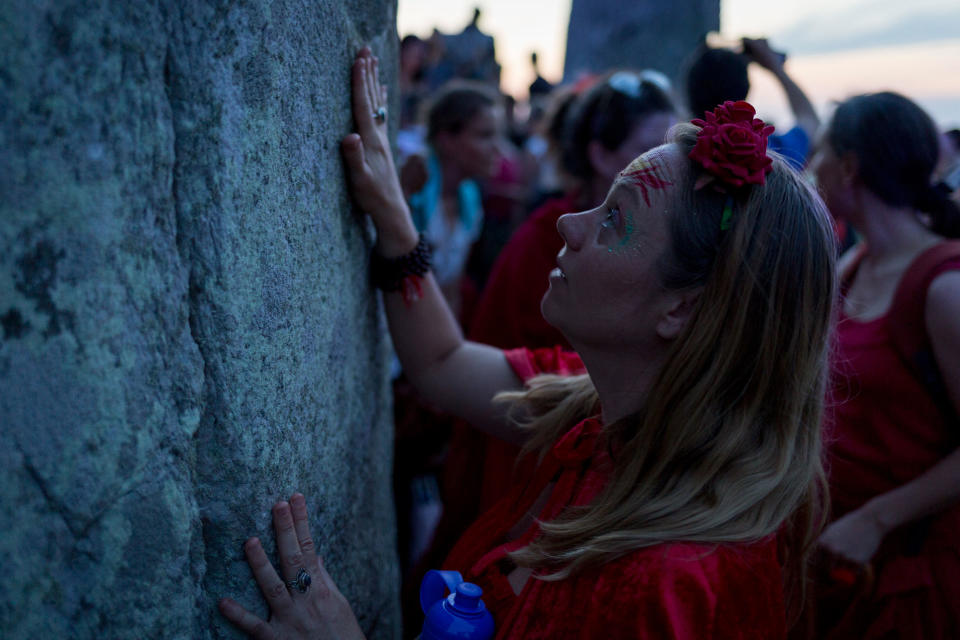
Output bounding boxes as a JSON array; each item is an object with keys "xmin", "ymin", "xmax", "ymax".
[
  {"xmin": 286, "ymin": 567, "xmax": 312, "ymax": 593},
  {"xmin": 373, "ymin": 106, "xmax": 387, "ymax": 122}
]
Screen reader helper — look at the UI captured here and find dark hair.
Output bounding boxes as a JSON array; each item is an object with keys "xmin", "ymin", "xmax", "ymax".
[
  {"xmin": 543, "ymin": 86, "xmax": 580, "ymax": 149},
  {"xmin": 425, "ymin": 80, "xmax": 499, "ymax": 142},
  {"xmin": 401, "ymin": 34, "xmax": 422, "ymax": 50},
  {"xmin": 684, "ymin": 47, "xmax": 750, "ymax": 120},
  {"xmin": 828, "ymin": 92, "xmax": 960, "ymax": 238},
  {"xmin": 560, "ymin": 71, "xmax": 677, "ymax": 180}
]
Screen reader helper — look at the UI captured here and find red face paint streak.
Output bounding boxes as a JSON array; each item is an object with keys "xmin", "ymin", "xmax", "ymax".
[{"xmin": 620, "ymin": 165, "xmax": 673, "ymax": 207}]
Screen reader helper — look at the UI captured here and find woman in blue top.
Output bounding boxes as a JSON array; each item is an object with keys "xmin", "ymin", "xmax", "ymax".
[{"xmin": 406, "ymin": 81, "xmax": 501, "ymax": 315}]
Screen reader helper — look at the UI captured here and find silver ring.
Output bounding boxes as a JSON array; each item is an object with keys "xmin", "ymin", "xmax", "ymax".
[
  {"xmin": 373, "ymin": 107, "xmax": 387, "ymax": 122},
  {"xmin": 286, "ymin": 567, "xmax": 312, "ymax": 593}
]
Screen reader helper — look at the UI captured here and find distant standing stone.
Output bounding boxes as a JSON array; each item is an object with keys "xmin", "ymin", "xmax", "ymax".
[{"xmin": 564, "ymin": 0, "xmax": 720, "ymax": 88}]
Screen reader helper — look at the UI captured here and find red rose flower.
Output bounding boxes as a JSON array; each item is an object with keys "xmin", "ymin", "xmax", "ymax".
[{"xmin": 689, "ymin": 100, "xmax": 775, "ymax": 187}]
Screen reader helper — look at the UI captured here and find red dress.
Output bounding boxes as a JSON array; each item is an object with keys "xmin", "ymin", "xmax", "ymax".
[
  {"xmin": 825, "ymin": 257, "xmax": 960, "ymax": 638},
  {"xmin": 442, "ymin": 347, "xmax": 787, "ymax": 639}
]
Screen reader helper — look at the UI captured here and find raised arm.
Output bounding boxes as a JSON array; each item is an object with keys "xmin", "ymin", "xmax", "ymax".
[
  {"xmin": 742, "ymin": 38, "xmax": 820, "ymax": 143},
  {"xmin": 340, "ymin": 48, "xmax": 526, "ymax": 443}
]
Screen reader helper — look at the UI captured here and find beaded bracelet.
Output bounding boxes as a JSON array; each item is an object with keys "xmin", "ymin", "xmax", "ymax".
[{"xmin": 370, "ymin": 234, "xmax": 433, "ymax": 302}]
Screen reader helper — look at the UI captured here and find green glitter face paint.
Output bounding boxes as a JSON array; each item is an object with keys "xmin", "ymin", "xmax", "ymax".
[{"xmin": 606, "ymin": 210, "xmax": 636, "ymax": 254}]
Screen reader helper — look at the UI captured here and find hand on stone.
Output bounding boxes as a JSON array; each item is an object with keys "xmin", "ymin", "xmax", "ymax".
[
  {"xmin": 341, "ymin": 47, "xmax": 417, "ymax": 257},
  {"xmin": 219, "ymin": 493, "xmax": 366, "ymax": 640}
]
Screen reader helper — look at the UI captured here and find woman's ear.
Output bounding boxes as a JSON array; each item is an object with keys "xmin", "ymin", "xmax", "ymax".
[
  {"xmin": 656, "ymin": 288, "xmax": 702, "ymax": 340},
  {"xmin": 433, "ymin": 130, "xmax": 457, "ymax": 160},
  {"xmin": 839, "ymin": 151, "xmax": 860, "ymax": 187}
]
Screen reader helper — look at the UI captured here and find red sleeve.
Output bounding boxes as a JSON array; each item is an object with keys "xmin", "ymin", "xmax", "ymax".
[
  {"xmin": 589, "ymin": 548, "xmax": 719, "ymax": 639},
  {"xmin": 503, "ymin": 346, "xmax": 585, "ymax": 384}
]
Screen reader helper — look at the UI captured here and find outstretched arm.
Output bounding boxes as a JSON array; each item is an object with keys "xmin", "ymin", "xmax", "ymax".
[
  {"xmin": 341, "ymin": 48, "xmax": 526, "ymax": 444},
  {"xmin": 742, "ymin": 38, "xmax": 820, "ymax": 142}
]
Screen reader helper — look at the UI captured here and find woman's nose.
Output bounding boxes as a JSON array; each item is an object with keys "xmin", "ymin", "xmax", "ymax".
[{"xmin": 557, "ymin": 211, "xmax": 585, "ymax": 250}]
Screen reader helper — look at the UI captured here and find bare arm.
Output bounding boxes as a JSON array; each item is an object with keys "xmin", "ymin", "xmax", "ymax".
[
  {"xmin": 820, "ymin": 271, "xmax": 960, "ymax": 563},
  {"xmin": 742, "ymin": 38, "xmax": 820, "ymax": 142},
  {"xmin": 867, "ymin": 271, "xmax": 960, "ymax": 527},
  {"xmin": 341, "ymin": 49, "xmax": 526, "ymax": 443}
]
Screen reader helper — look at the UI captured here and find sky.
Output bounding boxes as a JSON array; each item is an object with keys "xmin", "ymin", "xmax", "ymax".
[{"xmin": 397, "ymin": 0, "xmax": 960, "ymax": 128}]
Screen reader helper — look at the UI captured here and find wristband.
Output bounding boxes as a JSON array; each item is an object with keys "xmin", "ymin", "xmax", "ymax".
[{"xmin": 370, "ymin": 234, "xmax": 433, "ymax": 292}]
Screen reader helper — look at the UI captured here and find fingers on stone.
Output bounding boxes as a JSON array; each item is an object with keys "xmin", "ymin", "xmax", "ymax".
[
  {"xmin": 365, "ymin": 55, "xmax": 378, "ymax": 112},
  {"xmin": 352, "ymin": 58, "xmax": 372, "ymax": 129},
  {"xmin": 273, "ymin": 501, "xmax": 305, "ymax": 579},
  {"xmin": 218, "ymin": 598, "xmax": 274, "ymax": 640},
  {"xmin": 341, "ymin": 136, "xmax": 366, "ymax": 173},
  {"xmin": 289, "ymin": 494, "xmax": 317, "ymax": 558},
  {"xmin": 273, "ymin": 501, "xmax": 296, "ymax": 534},
  {"xmin": 244, "ymin": 538, "xmax": 291, "ymax": 612}
]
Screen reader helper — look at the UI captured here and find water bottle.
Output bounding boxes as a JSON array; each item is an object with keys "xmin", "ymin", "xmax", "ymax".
[{"xmin": 417, "ymin": 569, "xmax": 495, "ymax": 640}]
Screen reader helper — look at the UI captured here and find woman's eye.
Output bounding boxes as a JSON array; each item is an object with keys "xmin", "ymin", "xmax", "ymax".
[{"xmin": 601, "ymin": 208, "xmax": 620, "ymax": 230}]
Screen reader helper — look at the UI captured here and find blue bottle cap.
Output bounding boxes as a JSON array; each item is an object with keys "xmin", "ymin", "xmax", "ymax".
[
  {"xmin": 420, "ymin": 571, "xmax": 495, "ymax": 640},
  {"xmin": 451, "ymin": 582, "xmax": 484, "ymax": 614}
]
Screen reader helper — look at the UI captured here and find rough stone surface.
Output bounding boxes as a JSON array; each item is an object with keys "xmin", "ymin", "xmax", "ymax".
[
  {"xmin": 564, "ymin": 0, "xmax": 720, "ymax": 86},
  {"xmin": 0, "ymin": 2, "xmax": 401, "ymax": 638}
]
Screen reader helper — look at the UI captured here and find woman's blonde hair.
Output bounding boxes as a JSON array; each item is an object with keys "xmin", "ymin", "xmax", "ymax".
[{"xmin": 501, "ymin": 123, "xmax": 836, "ymax": 616}]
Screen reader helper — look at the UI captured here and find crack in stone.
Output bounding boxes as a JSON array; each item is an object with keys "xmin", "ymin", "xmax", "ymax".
[
  {"xmin": 162, "ymin": 19, "xmax": 216, "ymax": 633},
  {"xmin": 16, "ymin": 442, "xmax": 83, "ymax": 539},
  {"xmin": 15, "ymin": 437, "xmax": 163, "ymax": 543}
]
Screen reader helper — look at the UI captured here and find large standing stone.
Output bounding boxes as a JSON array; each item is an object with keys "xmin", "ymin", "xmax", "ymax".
[
  {"xmin": 0, "ymin": 2, "xmax": 401, "ymax": 638},
  {"xmin": 564, "ymin": 0, "xmax": 719, "ymax": 85}
]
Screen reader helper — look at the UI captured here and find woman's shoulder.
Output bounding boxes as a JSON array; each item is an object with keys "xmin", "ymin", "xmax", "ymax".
[{"xmin": 927, "ymin": 258, "xmax": 960, "ymax": 297}]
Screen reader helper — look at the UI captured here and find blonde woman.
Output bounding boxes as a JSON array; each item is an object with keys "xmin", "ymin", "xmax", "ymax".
[{"xmin": 219, "ymin": 48, "xmax": 837, "ymax": 639}]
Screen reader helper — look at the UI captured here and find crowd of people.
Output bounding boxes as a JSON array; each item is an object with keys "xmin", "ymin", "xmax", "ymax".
[{"xmin": 216, "ymin": 15, "xmax": 960, "ymax": 640}]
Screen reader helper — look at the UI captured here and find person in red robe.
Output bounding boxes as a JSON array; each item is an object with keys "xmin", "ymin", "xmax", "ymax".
[
  {"xmin": 470, "ymin": 70, "xmax": 678, "ymax": 352},
  {"xmin": 219, "ymin": 50, "xmax": 837, "ymax": 639},
  {"xmin": 430, "ymin": 72, "xmax": 678, "ymax": 564},
  {"xmin": 810, "ymin": 92, "xmax": 960, "ymax": 639}
]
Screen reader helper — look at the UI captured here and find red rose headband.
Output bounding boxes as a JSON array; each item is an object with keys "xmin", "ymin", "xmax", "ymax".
[{"xmin": 688, "ymin": 100, "xmax": 774, "ymax": 230}]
